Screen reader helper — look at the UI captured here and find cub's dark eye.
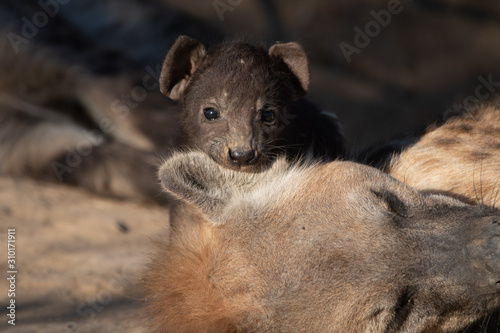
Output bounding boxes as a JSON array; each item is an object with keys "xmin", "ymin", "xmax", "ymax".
[
  {"xmin": 203, "ymin": 108, "xmax": 219, "ymax": 121},
  {"xmin": 261, "ymin": 109, "xmax": 276, "ymax": 124}
]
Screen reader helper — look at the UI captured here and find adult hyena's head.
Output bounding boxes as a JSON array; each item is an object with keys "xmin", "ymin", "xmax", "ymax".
[
  {"xmin": 159, "ymin": 36, "xmax": 343, "ymax": 172},
  {"xmin": 143, "ymin": 151, "xmax": 500, "ymax": 333}
]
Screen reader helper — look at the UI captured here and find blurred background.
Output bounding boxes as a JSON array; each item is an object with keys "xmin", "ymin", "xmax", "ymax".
[{"xmin": 4, "ymin": 0, "xmax": 500, "ymax": 152}]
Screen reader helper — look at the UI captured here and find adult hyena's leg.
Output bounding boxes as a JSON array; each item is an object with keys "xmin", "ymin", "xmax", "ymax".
[{"xmin": 0, "ymin": 107, "xmax": 166, "ymax": 203}]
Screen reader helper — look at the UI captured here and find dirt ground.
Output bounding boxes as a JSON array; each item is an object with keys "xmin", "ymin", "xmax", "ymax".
[{"xmin": 0, "ymin": 176, "xmax": 169, "ymax": 332}]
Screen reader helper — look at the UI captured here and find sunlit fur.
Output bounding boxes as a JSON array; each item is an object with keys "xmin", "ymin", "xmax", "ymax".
[
  {"xmin": 143, "ymin": 150, "xmax": 500, "ymax": 332},
  {"xmin": 387, "ymin": 104, "xmax": 500, "ymax": 207}
]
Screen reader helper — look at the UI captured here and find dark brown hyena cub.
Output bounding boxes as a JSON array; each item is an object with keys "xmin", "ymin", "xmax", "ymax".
[{"xmin": 160, "ymin": 36, "xmax": 344, "ymax": 172}]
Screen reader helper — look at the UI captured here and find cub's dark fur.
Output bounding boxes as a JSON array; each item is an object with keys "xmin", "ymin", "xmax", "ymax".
[{"xmin": 160, "ymin": 36, "xmax": 344, "ymax": 172}]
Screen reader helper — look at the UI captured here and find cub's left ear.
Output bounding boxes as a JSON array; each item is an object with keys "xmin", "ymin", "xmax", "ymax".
[{"xmin": 269, "ymin": 42, "xmax": 310, "ymax": 97}]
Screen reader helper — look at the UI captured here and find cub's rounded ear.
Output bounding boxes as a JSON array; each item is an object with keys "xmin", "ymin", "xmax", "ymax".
[
  {"xmin": 269, "ymin": 42, "xmax": 310, "ymax": 98},
  {"xmin": 160, "ymin": 35, "xmax": 206, "ymax": 100}
]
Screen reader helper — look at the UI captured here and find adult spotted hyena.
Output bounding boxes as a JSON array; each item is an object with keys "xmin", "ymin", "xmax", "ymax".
[
  {"xmin": 142, "ymin": 151, "xmax": 500, "ymax": 333},
  {"xmin": 385, "ymin": 104, "xmax": 500, "ymax": 207}
]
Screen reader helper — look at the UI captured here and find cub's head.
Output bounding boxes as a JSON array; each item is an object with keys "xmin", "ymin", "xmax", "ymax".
[
  {"xmin": 146, "ymin": 151, "xmax": 500, "ymax": 333},
  {"xmin": 159, "ymin": 36, "xmax": 311, "ymax": 172}
]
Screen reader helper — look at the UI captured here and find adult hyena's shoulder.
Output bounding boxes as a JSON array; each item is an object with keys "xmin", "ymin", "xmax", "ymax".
[{"xmin": 387, "ymin": 105, "xmax": 500, "ymax": 206}]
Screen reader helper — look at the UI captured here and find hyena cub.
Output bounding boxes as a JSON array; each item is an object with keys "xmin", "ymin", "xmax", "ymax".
[{"xmin": 160, "ymin": 36, "xmax": 344, "ymax": 171}]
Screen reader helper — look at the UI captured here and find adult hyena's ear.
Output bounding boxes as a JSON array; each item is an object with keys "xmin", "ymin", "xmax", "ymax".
[
  {"xmin": 268, "ymin": 42, "xmax": 310, "ymax": 98},
  {"xmin": 160, "ymin": 35, "xmax": 206, "ymax": 100},
  {"xmin": 159, "ymin": 152, "xmax": 255, "ymax": 225}
]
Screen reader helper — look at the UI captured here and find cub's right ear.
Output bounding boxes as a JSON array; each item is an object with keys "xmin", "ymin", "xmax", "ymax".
[
  {"xmin": 160, "ymin": 35, "xmax": 206, "ymax": 100},
  {"xmin": 268, "ymin": 42, "xmax": 310, "ymax": 98}
]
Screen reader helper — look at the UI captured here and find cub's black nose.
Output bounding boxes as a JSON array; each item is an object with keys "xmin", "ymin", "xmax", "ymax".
[{"xmin": 228, "ymin": 148, "xmax": 257, "ymax": 166}]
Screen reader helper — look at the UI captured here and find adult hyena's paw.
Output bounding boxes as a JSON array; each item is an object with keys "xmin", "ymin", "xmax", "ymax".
[{"xmin": 52, "ymin": 142, "xmax": 167, "ymax": 204}]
